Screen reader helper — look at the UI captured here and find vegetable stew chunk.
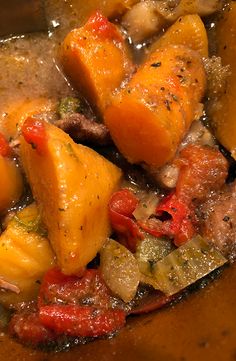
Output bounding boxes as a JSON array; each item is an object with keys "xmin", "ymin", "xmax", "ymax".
[
  {"xmin": 61, "ymin": 11, "xmax": 134, "ymax": 115},
  {"xmin": 199, "ymin": 181, "xmax": 236, "ymax": 260},
  {"xmin": 105, "ymin": 45, "xmax": 206, "ymax": 167},
  {"xmin": 20, "ymin": 118, "xmax": 122, "ymax": 275}
]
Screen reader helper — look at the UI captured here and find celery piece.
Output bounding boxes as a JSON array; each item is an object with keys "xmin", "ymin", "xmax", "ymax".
[
  {"xmin": 100, "ymin": 239, "xmax": 140, "ymax": 302},
  {"xmin": 136, "ymin": 235, "xmax": 174, "ymax": 277},
  {"xmin": 152, "ymin": 235, "xmax": 227, "ymax": 296}
]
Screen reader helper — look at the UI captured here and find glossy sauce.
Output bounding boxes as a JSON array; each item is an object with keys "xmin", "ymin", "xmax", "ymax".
[{"xmin": 0, "ymin": 1, "xmax": 235, "ymax": 360}]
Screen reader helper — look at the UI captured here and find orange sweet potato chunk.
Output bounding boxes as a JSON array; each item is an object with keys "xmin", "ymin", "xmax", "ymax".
[
  {"xmin": 104, "ymin": 46, "xmax": 206, "ymax": 167},
  {"xmin": 61, "ymin": 11, "xmax": 134, "ymax": 115}
]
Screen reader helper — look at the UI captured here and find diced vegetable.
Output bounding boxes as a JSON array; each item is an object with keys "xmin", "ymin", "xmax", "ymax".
[
  {"xmin": 0, "ymin": 204, "xmax": 55, "ymax": 307},
  {"xmin": 58, "ymin": 97, "xmax": 83, "ymax": 119},
  {"xmin": 175, "ymin": 145, "xmax": 228, "ymax": 204},
  {"xmin": 0, "ymin": 98, "xmax": 57, "ymax": 140},
  {"xmin": 100, "ymin": 239, "xmax": 140, "ymax": 302},
  {"xmin": 209, "ymin": 2, "xmax": 236, "ymax": 159},
  {"xmin": 135, "ymin": 235, "xmax": 174, "ymax": 277},
  {"xmin": 155, "ymin": 0, "xmax": 221, "ymax": 21},
  {"xmin": 20, "ymin": 119, "xmax": 122, "ymax": 275},
  {"xmin": 71, "ymin": 0, "xmax": 139, "ymax": 22},
  {"xmin": 151, "ymin": 236, "xmax": 227, "ymax": 296},
  {"xmin": 39, "ymin": 305, "xmax": 126, "ymax": 338},
  {"xmin": 61, "ymin": 11, "xmax": 134, "ymax": 115},
  {"xmin": 104, "ymin": 45, "xmax": 206, "ymax": 167},
  {"xmin": 0, "ymin": 156, "xmax": 23, "ymax": 214},
  {"xmin": 149, "ymin": 15, "xmax": 208, "ymax": 58},
  {"xmin": 109, "ymin": 189, "xmax": 143, "ymax": 252},
  {"xmin": 122, "ymin": 1, "xmax": 165, "ymax": 43}
]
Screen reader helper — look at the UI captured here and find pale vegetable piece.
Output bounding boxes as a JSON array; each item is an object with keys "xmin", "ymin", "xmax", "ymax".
[
  {"xmin": 136, "ymin": 235, "xmax": 174, "ymax": 276},
  {"xmin": 61, "ymin": 11, "xmax": 134, "ymax": 115},
  {"xmin": 104, "ymin": 45, "xmax": 206, "ymax": 167},
  {"xmin": 20, "ymin": 120, "xmax": 122, "ymax": 275},
  {"xmin": 155, "ymin": 0, "xmax": 221, "ymax": 21},
  {"xmin": 0, "ymin": 204, "xmax": 55, "ymax": 307},
  {"xmin": 149, "ymin": 14, "xmax": 208, "ymax": 58},
  {"xmin": 0, "ymin": 98, "xmax": 57, "ymax": 140},
  {"xmin": 0, "ymin": 157, "xmax": 23, "ymax": 214},
  {"xmin": 100, "ymin": 239, "xmax": 140, "ymax": 302},
  {"xmin": 122, "ymin": 1, "xmax": 165, "ymax": 43},
  {"xmin": 152, "ymin": 236, "xmax": 227, "ymax": 296},
  {"xmin": 71, "ymin": 0, "xmax": 139, "ymax": 22},
  {"xmin": 209, "ymin": 2, "xmax": 236, "ymax": 159}
]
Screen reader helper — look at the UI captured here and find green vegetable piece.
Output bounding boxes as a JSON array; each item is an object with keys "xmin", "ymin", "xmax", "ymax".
[
  {"xmin": 136, "ymin": 235, "xmax": 174, "ymax": 277},
  {"xmin": 58, "ymin": 97, "xmax": 82, "ymax": 119},
  {"xmin": 152, "ymin": 235, "xmax": 227, "ymax": 296},
  {"xmin": 100, "ymin": 239, "xmax": 140, "ymax": 302}
]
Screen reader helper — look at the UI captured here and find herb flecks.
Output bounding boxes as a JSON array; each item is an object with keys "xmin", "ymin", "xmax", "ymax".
[{"xmin": 151, "ymin": 62, "xmax": 162, "ymax": 68}]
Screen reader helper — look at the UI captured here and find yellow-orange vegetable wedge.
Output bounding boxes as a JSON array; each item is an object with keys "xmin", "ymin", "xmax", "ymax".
[
  {"xmin": 0, "ymin": 156, "xmax": 23, "ymax": 213},
  {"xmin": 20, "ymin": 119, "xmax": 122, "ymax": 275},
  {"xmin": 104, "ymin": 45, "xmax": 206, "ymax": 167},
  {"xmin": 209, "ymin": 2, "xmax": 236, "ymax": 159},
  {"xmin": 150, "ymin": 14, "xmax": 208, "ymax": 58},
  {"xmin": 61, "ymin": 11, "xmax": 134, "ymax": 116},
  {"xmin": 71, "ymin": 0, "xmax": 139, "ymax": 22},
  {"xmin": 0, "ymin": 98, "xmax": 57, "ymax": 140},
  {"xmin": 0, "ymin": 204, "xmax": 55, "ymax": 307}
]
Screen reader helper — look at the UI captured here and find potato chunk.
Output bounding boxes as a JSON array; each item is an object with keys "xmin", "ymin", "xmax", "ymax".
[
  {"xmin": 0, "ymin": 204, "xmax": 55, "ymax": 307},
  {"xmin": 61, "ymin": 11, "xmax": 133, "ymax": 115},
  {"xmin": 20, "ymin": 119, "xmax": 122, "ymax": 275},
  {"xmin": 104, "ymin": 46, "xmax": 206, "ymax": 167},
  {"xmin": 0, "ymin": 156, "xmax": 23, "ymax": 214},
  {"xmin": 149, "ymin": 14, "xmax": 208, "ymax": 58}
]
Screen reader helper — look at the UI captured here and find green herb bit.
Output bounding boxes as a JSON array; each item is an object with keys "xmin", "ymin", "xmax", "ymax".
[{"xmin": 58, "ymin": 97, "xmax": 83, "ymax": 119}]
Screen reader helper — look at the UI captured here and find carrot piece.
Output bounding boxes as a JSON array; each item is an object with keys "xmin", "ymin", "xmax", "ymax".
[
  {"xmin": 61, "ymin": 11, "xmax": 134, "ymax": 115},
  {"xmin": 149, "ymin": 14, "xmax": 208, "ymax": 58},
  {"xmin": 104, "ymin": 45, "xmax": 206, "ymax": 167}
]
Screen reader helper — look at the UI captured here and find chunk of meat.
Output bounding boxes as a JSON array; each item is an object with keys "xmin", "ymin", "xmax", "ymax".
[
  {"xmin": 175, "ymin": 145, "xmax": 228, "ymax": 204},
  {"xmin": 55, "ymin": 113, "xmax": 111, "ymax": 146},
  {"xmin": 199, "ymin": 181, "xmax": 236, "ymax": 260}
]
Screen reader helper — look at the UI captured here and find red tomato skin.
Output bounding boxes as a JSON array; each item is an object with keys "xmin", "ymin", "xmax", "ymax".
[
  {"xmin": 38, "ymin": 268, "xmax": 110, "ymax": 309},
  {"xmin": 21, "ymin": 117, "xmax": 47, "ymax": 155},
  {"xmin": 85, "ymin": 11, "xmax": 123, "ymax": 42},
  {"xmin": 39, "ymin": 305, "xmax": 126, "ymax": 337},
  {"xmin": 109, "ymin": 189, "xmax": 143, "ymax": 251}
]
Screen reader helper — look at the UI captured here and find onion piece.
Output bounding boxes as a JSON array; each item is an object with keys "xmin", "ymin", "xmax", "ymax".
[
  {"xmin": 135, "ymin": 234, "xmax": 174, "ymax": 276},
  {"xmin": 152, "ymin": 235, "xmax": 227, "ymax": 296},
  {"xmin": 132, "ymin": 192, "xmax": 159, "ymax": 221},
  {"xmin": 100, "ymin": 239, "xmax": 140, "ymax": 303}
]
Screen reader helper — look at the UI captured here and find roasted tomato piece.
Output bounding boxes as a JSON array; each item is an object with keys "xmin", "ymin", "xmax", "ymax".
[
  {"xmin": 109, "ymin": 189, "xmax": 143, "ymax": 251},
  {"xmin": 22, "ymin": 117, "xmax": 47, "ymax": 155},
  {"xmin": 9, "ymin": 310, "xmax": 56, "ymax": 346},
  {"xmin": 38, "ymin": 268, "xmax": 110, "ymax": 309},
  {"xmin": 40, "ymin": 305, "xmax": 126, "ymax": 338},
  {"xmin": 175, "ymin": 144, "xmax": 228, "ymax": 203}
]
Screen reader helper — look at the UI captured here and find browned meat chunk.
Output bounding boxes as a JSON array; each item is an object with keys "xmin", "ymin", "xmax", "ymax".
[
  {"xmin": 55, "ymin": 113, "xmax": 111, "ymax": 146},
  {"xmin": 199, "ymin": 181, "xmax": 236, "ymax": 260}
]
